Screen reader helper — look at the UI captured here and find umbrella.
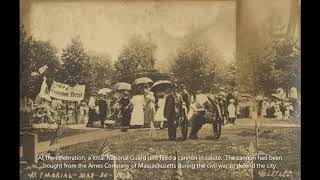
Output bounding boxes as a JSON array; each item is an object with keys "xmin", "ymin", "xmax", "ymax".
[
  {"xmin": 271, "ymin": 94, "xmax": 281, "ymax": 100},
  {"xmin": 132, "ymin": 77, "xmax": 153, "ymax": 86},
  {"xmin": 98, "ymin": 88, "xmax": 112, "ymax": 95},
  {"xmin": 241, "ymin": 93, "xmax": 252, "ymax": 97},
  {"xmin": 114, "ymin": 82, "xmax": 131, "ymax": 91},
  {"xmin": 80, "ymin": 101, "xmax": 87, "ymax": 106},
  {"xmin": 255, "ymin": 95, "xmax": 264, "ymax": 101},
  {"xmin": 150, "ymin": 80, "xmax": 172, "ymax": 92}
]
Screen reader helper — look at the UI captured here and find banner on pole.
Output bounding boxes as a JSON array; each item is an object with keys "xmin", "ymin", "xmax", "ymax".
[{"xmin": 49, "ymin": 81, "xmax": 85, "ymax": 101}]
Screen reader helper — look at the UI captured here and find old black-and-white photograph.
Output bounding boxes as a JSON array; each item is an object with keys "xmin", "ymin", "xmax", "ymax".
[{"xmin": 20, "ymin": 0, "xmax": 300, "ymax": 179}]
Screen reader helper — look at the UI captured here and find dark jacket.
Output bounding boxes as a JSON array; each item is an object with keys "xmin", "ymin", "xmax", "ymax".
[
  {"xmin": 181, "ymin": 90, "xmax": 191, "ymax": 112},
  {"xmin": 164, "ymin": 93, "xmax": 183, "ymax": 122},
  {"xmin": 226, "ymin": 93, "xmax": 234, "ymax": 104},
  {"xmin": 98, "ymin": 99, "xmax": 108, "ymax": 118}
]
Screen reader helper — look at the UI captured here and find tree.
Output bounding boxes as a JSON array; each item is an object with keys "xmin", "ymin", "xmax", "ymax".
[
  {"xmin": 258, "ymin": 37, "xmax": 300, "ymax": 95},
  {"xmin": 236, "ymin": 16, "xmax": 300, "ymax": 95},
  {"xmin": 114, "ymin": 34, "xmax": 157, "ymax": 81},
  {"xmin": 89, "ymin": 55, "xmax": 114, "ymax": 90},
  {"xmin": 225, "ymin": 62, "xmax": 237, "ymax": 88},
  {"xmin": 20, "ymin": 24, "xmax": 61, "ymax": 99},
  {"xmin": 60, "ymin": 37, "xmax": 95, "ymax": 96},
  {"xmin": 170, "ymin": 37, "xmax": 222, "ymax": 94}
]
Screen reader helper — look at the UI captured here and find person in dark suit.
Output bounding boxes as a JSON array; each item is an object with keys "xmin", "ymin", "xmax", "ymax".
[
  {"xmin": 98, "ymin": 95, "xmax": 108, "ymax": 128},
  {"xmin": 179, "ymin": 84, "xmax": 190, "ymax": 140},
  {"xmin": 180, "ymin": 84, "xmax": 191, "ymax": 112},
  {"xmin": 207, "ymin": 94, "xmax": 222, "ymax": 139},
  {"xmin": 164, "ymin": 84, "xmax": 183, "ymax": 141}
]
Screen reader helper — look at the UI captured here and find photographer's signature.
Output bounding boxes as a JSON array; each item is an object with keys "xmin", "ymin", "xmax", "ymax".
[{"xmin": 257, "ymin": 169, "xmax": 294, "ymax": 178}]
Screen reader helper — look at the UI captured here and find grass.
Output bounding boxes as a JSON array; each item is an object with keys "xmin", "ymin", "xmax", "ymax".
[{"xmin": 21, "ymin": 124, "xmax": 300, "ymax": 180}]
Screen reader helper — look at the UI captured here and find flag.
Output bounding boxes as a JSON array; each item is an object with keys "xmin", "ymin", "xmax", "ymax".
[
  {"xmin": 99, "ymin": 139, "xmax": 111, "ymax": 156},
  {"xmin": 39, "ymin": 65, "xmax": 48, "ymax": 74},
  {"xmin": 38, "ymin": 77, "xmax": 51, "ymax": 101}
]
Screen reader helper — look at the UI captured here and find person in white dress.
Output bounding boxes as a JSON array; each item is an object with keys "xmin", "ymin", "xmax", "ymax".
[
  {"xmin": 227, "ymin": 99, "xmax": 236, "ymax": 125},
  {"xmin": 144, "ymin": 89, "xmax": 157, "ymax": 138},
  {"xmin": 274, "ymin": 101, "xmax": 283, "ymax": 120},
  {"xmin": 154, "ymin": 92, "xmax": 167, "ymax": 129},
  {"xmin": 130, "ymin": 94, "xmax": 145, "ymax": 127},
  {"xmin": 283, "ymin": 102, "xmax": 291, "ymax": 120}
]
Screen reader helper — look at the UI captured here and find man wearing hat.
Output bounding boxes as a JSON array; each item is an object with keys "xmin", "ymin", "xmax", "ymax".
[
  {"xmin": 206, "ymin": 94, "xmax": 222, "ymax": 139},
  {"xmin": 98, "ymin": 94, "xmax": 108, "ymax": 128},
  {"xmin": 164, "ymin": 83, "xmax": 183, "ymax": 141}
]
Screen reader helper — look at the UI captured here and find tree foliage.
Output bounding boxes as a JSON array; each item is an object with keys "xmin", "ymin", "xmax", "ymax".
[
  {"xmin": 170, "ymin": 37, "xmax": 222, "ymax": 94},
  {"xmin": 237, "ymin": 16, "xmax": 300, "ymax": 95},
  {"xmin": 20, "ymin": 25, "xmax": 117, "ymax": 99},
  {"xmin": 258, "ymin": 38, "xmax": 300, "ymax": 94},
  {"xmin": 20, "ymin": 24, "xmax": 61, "ymax": 99},
  {"xmin": 114, "ymin": 35, "xmax": 157, "ymax": 81},
  {"xmin": 90, "ymin": 55, "xmax": 114, "ymax": 89},
  {"xmin": 60, "ymin": 37, "xmax": 96, "ymax": 96}
]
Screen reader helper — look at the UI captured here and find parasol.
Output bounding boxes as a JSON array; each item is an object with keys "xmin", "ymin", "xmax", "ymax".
[
  {"xmin": 150, "ymin": 80, "xmax": 172, "ymax": 92},
  {"xmin": 80, "ymin": 101, "xmax": 87, "ymax": 106},
  {"xmin": 114, "ymin": 82, "xmax": 131, "ymax": 91},
  {"xmin": 241, "ymin": 93, "xmax": 252, "ymax": 97},
  {"xmin": 255, "ymin": 95, "xmax": 265, "ymax": 101},
  {"xmin": 271, "ymin": 94, "xmax": 282, "ymax": 100},
  {"xmin": 132, "ymin": 77, "xmax": 153, "ymax": 86},
  {"xmin": 98, "ymin": 88, "xmax": 112, "ymax": 95}
]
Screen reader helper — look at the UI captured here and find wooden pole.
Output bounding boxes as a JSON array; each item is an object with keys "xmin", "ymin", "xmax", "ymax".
[
  {"xmin": 255, "ymin": 116, "xmax": 259, "ymax": 150},
  {"xmin": 75, "ymin": 101, "xmax": 78, "ymax": 124}
]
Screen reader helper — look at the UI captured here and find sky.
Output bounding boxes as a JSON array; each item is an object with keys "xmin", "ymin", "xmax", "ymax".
[{"xmin": 26, "ymin": 1, "xmax": 236, "ymax": 71}]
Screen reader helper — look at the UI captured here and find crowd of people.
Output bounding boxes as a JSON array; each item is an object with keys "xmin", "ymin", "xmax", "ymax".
[
  {"xmin": 20, "ymin": 96, "xmax": 89, "ymax": 128},
  {"xmin": 82, "ymin": 83, "xmax": 239, "ymax": 141},
  {"xmin": 20, "ymin": 80, "xmax": 300, "ymax": 140},
  {"xmin": 264, "ymin": 87, "xmax": 300, "ymax": 120}
]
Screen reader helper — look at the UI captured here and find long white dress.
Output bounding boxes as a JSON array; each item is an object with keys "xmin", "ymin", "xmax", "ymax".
[
  {"xmin": 154, "ymin": 98, "xmax": 166, "ymax": 122},
  {"xmin": 130, "ymin": 95, "xmax": 145, "ymax": 126}
]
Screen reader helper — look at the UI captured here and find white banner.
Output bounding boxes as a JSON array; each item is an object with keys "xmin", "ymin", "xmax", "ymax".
[{"xmin": 49, "ymin": 81, "xmax": 85, "ymax": 101}]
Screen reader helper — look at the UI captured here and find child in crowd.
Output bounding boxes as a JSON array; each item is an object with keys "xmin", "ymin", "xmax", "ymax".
[{"xmin": 227, "ymin": 99, "xmax": 236, "ymax": 125}]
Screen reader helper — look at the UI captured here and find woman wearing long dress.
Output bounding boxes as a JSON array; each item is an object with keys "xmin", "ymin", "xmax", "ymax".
[
  {"xmin": 130, "ymin": 94, "xmax": 145, "ymax": 127},
  {"xmin": 144, "ymin": 89, "xmax": 157, "ymax": 138},
  {"xmin": 87, "ymin": 95, "xmax": 97, "ymax": 127},
  {"xmin": 274, "ymin": 101, "xmax": 283, "ymax": 120},
  {"xmin": 144, "ymin": 90, "xmax": 155, "ymax": 127},
  {"xmin": 118, "ymin": 91, "xmax": 133, "ymax": 132},
  {"xmin": 154, "ymin": 93, "xmax": 167, "ymax": 129}
]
